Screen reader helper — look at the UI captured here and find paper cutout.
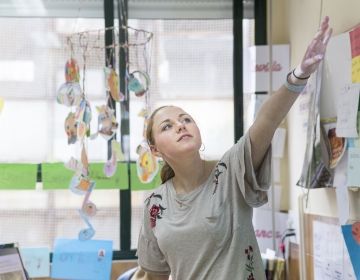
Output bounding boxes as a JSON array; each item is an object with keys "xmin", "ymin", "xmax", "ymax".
[
  {"xmin": 136, "ymin": 142, "xmax": 159, "ymax": 183},
  {"xmin": 81, "ymin": 146, "xmax": 89, "ymax": 175},
  {"xmin": 56, "ymin": 82, "xmax": 82, "ymax": 107},
  {"xmin": 75, "ymin": 99, "xmax": 92, "ymax": 141},
  {"xmin": 128, "ymin": 71, "xmax": 150, "ymax": 97},
  {"xmin": 69, "ymin": 175, "xmax": 91, "ymax": 195},
  {"xmin": 104, "ymin": 66, "xmax": 124, "ymax": 102},
  {"xmin": 64, "ymin": 112, "xmax": 77, "ymax": 144},
  {"xmin": 104, "ymin": 155, "xmax": 117, "ymax": 177},
  {"xmin": 78, "ymin": 210, "xmax": 95, "ymax": 240},
  {"xmin": 65, "ymin": 58, "xmax": 80, "ymax": 83},
  {"xmin": 51, "ymin": 238, "xmax": 113, "ymax": 280},
  {"xmin": 78, "ymin": 181, "xmax": 96, "ymax": 240},
  {"xmin": 81, "ymin": 181, "xmax": 96, "ymax": 217},
  {"xmin": 342, "ymin": 223, "xmax": 360, "ymax": 279},
  {"xmin": 96, "ymin": 105, "xmax": 118, "ymax": 140},
  {"xmin": 19, "ymin": 247, "xmax": 50, "ymax": 278},
  {"xmin": 103, "ymin": 141, "xmax": 125, "ymax": 178},
  {"xmin": 112, "ymin": 140, "xmax": 125, "ymax": 161},
  {"xmin": 137, "ymin": 107, "xmax": 149, "ymax": 118}
]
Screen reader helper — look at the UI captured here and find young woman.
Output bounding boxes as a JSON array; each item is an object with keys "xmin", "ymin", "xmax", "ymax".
[{"xmin": 136, "ymin": 17, "xmax": 332, "ymax": 280}]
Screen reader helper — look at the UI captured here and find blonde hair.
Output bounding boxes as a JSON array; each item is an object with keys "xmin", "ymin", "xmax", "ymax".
[{"xmin": 146, "ymin": 106, "xmax": 175, "ymax": 183}]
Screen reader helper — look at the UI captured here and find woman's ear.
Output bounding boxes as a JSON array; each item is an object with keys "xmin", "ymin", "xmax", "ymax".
[{"xmin": 149, "ymin": 145, "xmax": 162, "ymax": 158}]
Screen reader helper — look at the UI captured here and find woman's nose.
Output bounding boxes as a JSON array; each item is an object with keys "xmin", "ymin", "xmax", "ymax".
[{"xmin": 175, "ymin": 121, "xmax": 186, "ymax": 132}]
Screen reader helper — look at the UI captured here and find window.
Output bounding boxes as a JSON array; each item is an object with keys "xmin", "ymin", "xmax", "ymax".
[{"xmin": 0, "ymin": 3, "xmax": 255, "ymax": 255}]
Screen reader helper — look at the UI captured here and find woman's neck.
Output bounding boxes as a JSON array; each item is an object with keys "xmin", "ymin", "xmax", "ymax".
[{"xmin": 170, "ymin": 157, "xmax": 212, "ymax": 194}]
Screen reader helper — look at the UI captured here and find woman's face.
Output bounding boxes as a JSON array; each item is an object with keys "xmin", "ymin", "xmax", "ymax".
[{"xmin": 150, "ymin": 106, "xmax": 202, "ymax": 160}]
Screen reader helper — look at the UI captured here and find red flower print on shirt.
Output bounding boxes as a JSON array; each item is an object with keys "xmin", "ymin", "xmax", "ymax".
[
  {"xmin": 145, "ymin": 193, "xmax": 166, "ymax": 228},
  {"xmin": 150, "ymin": 205, "xmax": 160, "ymax": 228},
  {"xmin": 149, "ymin": 204, "xmax": 166, "ymax": 228}
]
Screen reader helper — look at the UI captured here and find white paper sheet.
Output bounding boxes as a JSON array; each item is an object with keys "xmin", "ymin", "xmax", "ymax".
[{"xmin": 336, "ymin": 84, "xmax": 360, "ymax": 137}]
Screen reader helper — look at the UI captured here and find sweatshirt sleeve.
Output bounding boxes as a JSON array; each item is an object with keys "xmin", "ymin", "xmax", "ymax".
[{"xmin": 225, "ymin": 131, "xmax": 272, "ymax": 207}]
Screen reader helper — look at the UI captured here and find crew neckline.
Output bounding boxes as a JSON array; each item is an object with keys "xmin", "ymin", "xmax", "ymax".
[{"xmin": 167, "ymin": 163, "xmax": 217, "ymax": 202}]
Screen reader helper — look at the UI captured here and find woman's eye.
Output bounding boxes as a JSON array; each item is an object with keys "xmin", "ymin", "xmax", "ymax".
[
  {"xmin": 161, "ymin": 124, "xmax": 171, "ymax": 131},
  {"xmin": 182, "ymin": 117, "xmax": 192, "ymax": 124}
]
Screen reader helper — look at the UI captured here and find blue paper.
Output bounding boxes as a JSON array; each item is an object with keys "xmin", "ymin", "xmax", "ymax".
[
  {"xmin": 19, "ymin": 247, "xmax": 50, "ymax": 278},
  {"xmin": 51, "ymin": 238, "xmax": 113, "ymax": 280},
  {"xmin": 341, "ymin": 224, "xmax": 360, "ymax": 279}
]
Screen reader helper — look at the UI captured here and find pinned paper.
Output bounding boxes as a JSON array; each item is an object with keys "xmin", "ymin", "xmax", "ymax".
[
  {"xmin": 51, "ymin": 238, "xmax": 113, "ymax": 280},
  {"xmin": 349, "ymin": 27, "xmax": 360, "ymax": 83},
  {"xmin": 347, "ymin": 148, "xmax": 360, "ymax": 187},
  {"xmin": 19, "ymin": 247, "xmax": 50, "ymax": 278},
  {"xmin": 342, "ymin": 223, "xmax": 360, "ymax": 279},
  {"xmin": 336, "ymin": 84, "xmax": 360, "ymax": 138}
]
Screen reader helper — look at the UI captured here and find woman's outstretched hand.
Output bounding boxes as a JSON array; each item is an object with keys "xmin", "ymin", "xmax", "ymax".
[{"xmin": 294, "ymin": 16, "xmax": 333, "ymax": 78}]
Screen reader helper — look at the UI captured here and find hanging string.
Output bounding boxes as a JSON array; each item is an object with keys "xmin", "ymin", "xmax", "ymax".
[{"xmin": 79, "ymin": 32, "xmax": 89, "ymax": 99}]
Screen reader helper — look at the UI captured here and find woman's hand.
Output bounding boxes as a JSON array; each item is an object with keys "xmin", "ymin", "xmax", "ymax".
[{"xmin": 294, "ymin": 16, "xmax": 333, "ymax": 78}]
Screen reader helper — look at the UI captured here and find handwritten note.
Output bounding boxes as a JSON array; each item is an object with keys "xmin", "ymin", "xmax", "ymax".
[
  {"xmin": 19, "ymin": 247, "xmax": 50, "ymax": 278},
  {"xmin": 313, "ymin": 221, "xmax": 344, "ymax": 280},
  {"xmin": 51, "ymin": 238, "xmax": 113, "ymax": 280},
  {"xmin": 336, "ymin": 85, "xmax": 360, "ymax": 137}
]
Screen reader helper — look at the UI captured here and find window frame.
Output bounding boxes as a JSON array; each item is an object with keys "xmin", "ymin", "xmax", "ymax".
[{"xmin": 0, "ymin": 0, "xmax": 255, "ymax": 261}]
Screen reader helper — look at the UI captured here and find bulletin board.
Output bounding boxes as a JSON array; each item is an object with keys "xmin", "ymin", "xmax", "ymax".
[{"xmin": 300, "ymin": 24, "xmax": 360, "ymax": 280}]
